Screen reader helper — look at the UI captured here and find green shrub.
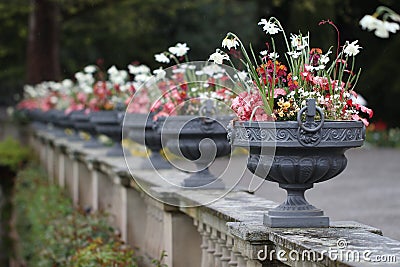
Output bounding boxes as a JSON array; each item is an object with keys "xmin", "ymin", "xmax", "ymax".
[
  {"xmin": 0, "ymin": 136, "xmax": 30, "ymax": 171},
  {"xmin": 14, "ymin": 164, "xmax": 138, "ymax": 266}
]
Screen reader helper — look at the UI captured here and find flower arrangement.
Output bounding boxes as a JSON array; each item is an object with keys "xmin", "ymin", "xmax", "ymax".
[
  {"xmin": 210, "ymin": 17, "xmax": 373, "ymax": 125},
  {"xmin": 145, "ymin": 43, "xmax": 236, "ymax": 119},
  {"xmin": 17, "ymin": 62, "xmax": 152, "ymax": 115}
]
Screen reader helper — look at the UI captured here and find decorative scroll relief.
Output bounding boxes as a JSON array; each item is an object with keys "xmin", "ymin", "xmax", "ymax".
[{"xmin": 233, "ymin": 125, "xmax": 364, "ymax": 145}]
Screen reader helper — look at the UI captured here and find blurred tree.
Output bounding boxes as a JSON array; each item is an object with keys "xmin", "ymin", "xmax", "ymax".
[
  {"xmin": 0, "ymin": 0, "xmax": 30, "ymax": 104},
  {"xmin": 26, "ymin": 0, "xmax": 60, "ymax": 84}
]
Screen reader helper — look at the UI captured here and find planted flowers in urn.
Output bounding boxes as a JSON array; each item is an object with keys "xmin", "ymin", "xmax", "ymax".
[
  {"xmin": 133, "ymin": 43, "xmax": 237, "ymax": 188},
  {"xmin": 214, "ymin": 17, "xmax": 373, "ymax": 227}
]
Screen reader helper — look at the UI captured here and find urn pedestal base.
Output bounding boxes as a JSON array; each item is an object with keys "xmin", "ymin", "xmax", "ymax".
[
  {"xmin": 182, "ymin": 167, "xmax": 224, "ymax": 189},
  {"xmin": 264, "ymin": 214, "xmax": 329, "ymax": 228},
  {"xmin": 264, "ymin": 184, "xmax": 329, "ymax": 227}
]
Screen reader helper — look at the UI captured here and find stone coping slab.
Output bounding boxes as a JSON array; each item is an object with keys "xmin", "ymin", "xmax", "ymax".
[{"xmin": 228, "ymin": 222, "xmax": 399, "ymax": 266}]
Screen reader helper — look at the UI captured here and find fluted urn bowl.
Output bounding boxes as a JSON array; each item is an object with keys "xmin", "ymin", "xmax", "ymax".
[
  {"xmin": 90, "ymin": 110, "xmax": 124, "ymax": 157},
  {"xmin": 156, "ymin": 115, "xmax": 232, "ymax": 188},
  {"xmin": 229, "ymin": 103, "xmax": 365, "ymax": 227},
  {"xmin": 124, "ymin": 113, "xmax": 171, "ymax": 169}
]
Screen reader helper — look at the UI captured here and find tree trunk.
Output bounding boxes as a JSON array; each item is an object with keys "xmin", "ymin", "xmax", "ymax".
[{"xmin": 26, "ymin": 0, "xmax": 61, "ymax": 84}]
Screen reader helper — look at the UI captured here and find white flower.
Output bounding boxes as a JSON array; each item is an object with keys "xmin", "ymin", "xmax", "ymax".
[
  {"xmin": 62, "ymin": 79, "xmax": 73, "ymax": 89},
  {"xmin": 343, "ymin": 40, "xmax": 362, "ymax": 56},
  {"xmin": 75, "ymin": 72, "xmax": 94, "ymax": 85},
  {"xmin": 201, "ymin": 64, "xmax": 225, "ymax": 76},
  {"xmin": 234, "ymin": 70, "xmax": 248, "ymax": 81},
  {"xmin": 213, "ymin": 73, "xmax": 223, "ymax": 79},
  {"xmin": 222, "ymin": 37, "xmax": 239, "ymax": 50},
  {"xmin": 155, "ymin": 53, "xmax": 170, "ymax": 63},
  {"xmin": 320, "ymin": 51, "xmax": 331, "ymax": 64},
  {"xmin": 128, "ymin": 64, "xmax": 150, "ymax": 75},
  {"xmin": 108, "ymin": 66, "xmax": 128, "ymax": 85},
  {"xmin": 287, "ymin": 51, "xmax": 302, "ymax": 59},
  {"xmin": 84, "ymin": 65, "xmax": 97, "ymax": 73},
  {"xmin": 268, "ymin": 52, "xmax": 279, "ymax": 59},
  {"xmin": 359, "ymin": 15, "xmax": 380, "ymax": 31},
  {"xmin": 50, "ymin": 96, "xmax": 58, "ymax": 104},
  {"xmin": 172, "ymin": 68, "xmax": 185, "ymax": 74},
  {"xmin": 107, "ymin": 65, "xmax": 118, "ymax": 75},
  {"xmin": 24, "ymin": 85, "xmax": 37, "ymax": 98},
  {"xmin": 359, "ymin": 15, "xmax": 399, "ymax": 38},
  {"xmin": 208, "ymin": 50, "xmax": 229, "ymax": 64},
  {"xmin": 304, "ymin": 65, "xmax": 314, "ymax": 72},
  {"xmin": 260, "ymin": 50, "xmax": 268, "ymax": 56},
  {"xmin": 80, "ymin": 84, "xmax": 93, "ymax": 94},
  {"xmin": 290, "ymin": 34, "xmax": 309, "ymax": 50},
  {"xmin": 168, "ymin": 43, "xmax": 190, "ymax": 57},
  {"xmin": 373, "ymin": 23, "xmax": 390, "ymax": 38},
  {"xmin": 258, "ymin": 19, "xmax": 281, "ymax": 34},
  {"xmin": 134, "ymin": 73, "xmax": 151, "ymax": 83},
  {"xmin": 153, "ymin": 67, "xmax": 166, "ymax": 80},
  {"xmin": 49, "ymin": 81, "xmax": 61, "ymax": 91},
  {"xmin": 384, "ymin": 21, "xmax": 400, "ymax": 33}
]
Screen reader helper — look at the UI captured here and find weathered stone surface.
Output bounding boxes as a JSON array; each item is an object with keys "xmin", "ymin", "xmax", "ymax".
[{"xmin": 228, "ymin": 222, "xmax": 400, "ymax": 266}]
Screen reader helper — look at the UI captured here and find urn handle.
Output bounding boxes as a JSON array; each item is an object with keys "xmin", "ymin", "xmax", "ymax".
[{"xmin": 297, "ymin": 98, "xmax": 325, "ymax": 133}]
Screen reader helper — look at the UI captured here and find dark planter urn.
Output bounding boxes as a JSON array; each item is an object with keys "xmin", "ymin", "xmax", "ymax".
[
  {"xmin": 124, "ymin": 113, "xmax": 171, "ymax": 169},
  {"xmin": 229, "ymin": 99, "xmax": 365, "ymax": 227},
  {"xmin": 46, "ymin": 109, "xmax": 70, "ymax": 137},
  {"xmin": 27, "ymin": 108, "xmax": 47, "ymax": 130},
  {"xmin": 69, "ymin": 110, "xmax": 102, "ymax": 148},
  {"xmin": 90, "ymin": 110, "xmax": 124, "ymax": 157},
  {"xmin": 157, "ymin": 115, "xmax": 232, "ymax": 188}
]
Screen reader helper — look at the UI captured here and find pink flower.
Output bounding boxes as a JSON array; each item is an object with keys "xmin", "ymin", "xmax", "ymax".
[
  {"xmin": 274, "ymin": 88, "xmax": 287, "ymax": 97},
  {"xmin": 231, "ymin": 91, "xmax": 270, "ymax": 121}
]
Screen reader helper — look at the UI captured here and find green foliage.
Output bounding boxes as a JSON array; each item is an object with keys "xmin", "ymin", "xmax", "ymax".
[
  {"xmin": 0, "ymin": 0, "xmax": 30, "ymax": 103},
  {"xmin": 0, "ymin": 137, "xmax": 30, "ymax": 171},
  {"xmin": 366, "ymin": 128, "xmax": 400, "ymax": 148},
  {"xmin": 14, "ymin": 164, "xmax": 138, "ymax": 266},
  {"xmin": 151, "ymin": 250, "xmax": 168, "ymax": 267}
]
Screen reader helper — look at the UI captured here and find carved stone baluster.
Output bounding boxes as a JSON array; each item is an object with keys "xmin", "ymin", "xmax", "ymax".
[
  {"xmin": 58, "ymin": 152, "xmax": 65, "ymax": 188},
  {"xmin": 206, "ymin": 225, "xmax": 216, "ymax": 266},
  {"xmin": 220, "ymin": 233, "xmax": 231, "ymax": 267},
  {"xmin": 214, "ymin": 231, "xmax": 224, "ymax": 266},
  {"xmin": 197, "ymin": 221, "xmax": 209, "ymax": 267},
  {"xmin": 144, "ymin": 204, "xmax": 156, "ymax": 257},
  {"xmin": 227, "ymin": 236, "xmax": 238, "ymax": 267},
  {"xmin": 155, "ymin": 206, "xmax": 164, "ymax": 255},
  {"xmin": 47, "ymin": 142, "xmax": 54, "ymax": 182},
  {"xmin": 72, "ymin": 154, "xmax": 79, "ymax": 206}
]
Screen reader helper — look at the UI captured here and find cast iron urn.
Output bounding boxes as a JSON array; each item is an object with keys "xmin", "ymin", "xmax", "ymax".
[
  {"xmin": 124, "ymin": 113, "xmax": 171, "ymax": 169},
  {"xmin": 229, "ymin": 99, "xmax": 366, "ymax": 227},
  {"xmin": 90, "ymin": 110, "xmax": 124, "ymax": 157},
  {"xmin": 156, "ymin": 113, "xmax": 232, "ymax": 188}
]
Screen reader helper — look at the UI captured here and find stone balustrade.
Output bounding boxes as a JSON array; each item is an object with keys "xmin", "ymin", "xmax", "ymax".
[{"xmin": 29, "ymin": 128, "xmax": 400, "ymax": 267}]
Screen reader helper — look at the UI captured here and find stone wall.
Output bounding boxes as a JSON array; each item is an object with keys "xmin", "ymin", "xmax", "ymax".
[{"xmin": 30, "ymin": 127, "xmax": 400, "ymax": 267}]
